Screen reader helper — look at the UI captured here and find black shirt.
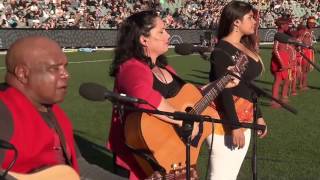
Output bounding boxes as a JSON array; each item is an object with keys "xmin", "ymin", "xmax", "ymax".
[
  {"xmin": 152, "ymin": 68, "xmax": 184, "ymax": 98},
  {"xmin": 209, "ymin": 40, "xmax": 263, "ymax": 129}
]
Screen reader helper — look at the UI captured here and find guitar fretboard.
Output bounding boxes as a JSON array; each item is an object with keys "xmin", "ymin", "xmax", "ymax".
[
  {"xmin": 193, "ymin": 74, "xmax": 233, "ymax": 114},
  {"xmin": 191, "ymin": 52, "xmax": 248, "ymax": 115}
]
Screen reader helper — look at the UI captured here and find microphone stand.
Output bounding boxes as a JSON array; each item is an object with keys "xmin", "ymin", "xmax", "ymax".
[
  {"xmin": 251, "ymin": 91, "xmax": 258, "ymax": 180},
  {"xmin": 228, "ymin": 73, "xmax": 297, "ymax": 180},
  {"xmin": 113, "ymin": 103, "xmax": 266, "ymax": 180},
  {"xmin": 296, "ymin": 47, "xmax": 320, "ymax": 72},
  {"xmin": 244, "ymin": 81, "xmax": 297, "ymax": 180},
  {"xmin": 111, "ymin": 103, "xmax": 126, "ymax": 175}
]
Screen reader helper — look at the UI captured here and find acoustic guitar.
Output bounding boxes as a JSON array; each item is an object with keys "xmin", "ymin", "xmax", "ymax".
[
  {"xmin": 124, "ymin": 52, "xmax": 249, "ymax": 177},
  {"xmin": 7, "ymin": 165, "xmax": 80, "ymax": 180}
]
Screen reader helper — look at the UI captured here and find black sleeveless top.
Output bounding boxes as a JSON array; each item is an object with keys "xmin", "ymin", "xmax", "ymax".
[
  {"xmin": 152, "ymin": 68, "xmax": 202, "ymax": 146},
  {"xmin": 152, "ymin": 68, "xmax": 185, "ymax": 98}
]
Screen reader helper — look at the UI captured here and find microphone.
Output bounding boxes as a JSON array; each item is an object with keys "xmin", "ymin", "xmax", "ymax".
[
  {"xmin": 0, "ymin": 139, "xmax": 15, "ymax": 149},
  {"xmin": 174, "ymin": 43, "xmax": 211, "ymax": 55},
  {"xmin": 274, "ymin": 32, "xmax": 313, "ymax": 49},
  {"xmin": 79, "ymin": 82, "xmax": 148, "ymax": 104}
]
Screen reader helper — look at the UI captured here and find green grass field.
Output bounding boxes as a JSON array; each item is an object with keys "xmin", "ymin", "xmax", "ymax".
[{"xmin": 1, "ymin": 46, "xmax": 320, "ymax": 179}]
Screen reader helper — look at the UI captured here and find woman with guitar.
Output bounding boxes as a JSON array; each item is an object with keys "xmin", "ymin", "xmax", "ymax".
[
  {"xmin": 107, "ymin": 10, "xmax": 240, "ymax": 179},
  {"xmin": 206, "ymin": 1, "xmax": 267, "ymax": 180}
]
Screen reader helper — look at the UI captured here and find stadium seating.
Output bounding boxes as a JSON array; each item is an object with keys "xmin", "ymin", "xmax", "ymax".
[{"xmin": 0, "ymin": 0, "xmax": 318, "ymax": 29}]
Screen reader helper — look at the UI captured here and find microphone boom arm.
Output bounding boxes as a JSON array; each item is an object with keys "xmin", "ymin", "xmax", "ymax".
[
  {"xmin": 228, "ymin": 72, "xmax": 298, "ymax": 115},
  {"xmin": 117, "ymin": 104, "xmax": 266, "ymax": 131},
  {"xmin": 296, "ymin": 48, "xmax": 320, "ymax": 72}
]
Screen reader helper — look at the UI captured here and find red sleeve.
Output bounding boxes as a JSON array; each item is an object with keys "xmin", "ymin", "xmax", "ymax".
[{"xmin": 116, "ymin": 59, "xmax": 162, "ymax": 110}]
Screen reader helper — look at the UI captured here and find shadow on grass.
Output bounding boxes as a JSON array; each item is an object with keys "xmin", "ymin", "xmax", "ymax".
[
  {"xmin": 259, "ymin": 100, "xmax": 271, "ymax": 107},
  {"xmin": 192, "ymin": 69, "xmax": 209, "ymax": 74},
  {"xmin": 245, "ymin": 156, "xmax": 320, "ymax": 164},
  {"xmin": 308, "ymin": 85, "xmax": 320, "ymax": 90},
  {"xmin": 254, "ymin": 79, "xmax": 273, "ymax": 86},
  {"xmin": 252, "ymin": 87, "xmax": 272, "ymax": 94},
  {"xmin": 186, "ymin": 73, "xmax": 208, "ymax": 80},
  {"xmin": 183, "ymin": 79, "xmax": 206, "ymax": 86},
  {"xmin": 74, "ymin": 132, "xmax": 114, "ymax": 171},
  {"xmin": 74, "ymin": 133, "xmax": 131, "ymax": 178}
]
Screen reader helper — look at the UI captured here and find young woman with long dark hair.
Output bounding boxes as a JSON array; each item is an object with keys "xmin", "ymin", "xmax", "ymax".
[{"xmin": 206, "ymin": 1, "xmax": 267, "ymax": 179}]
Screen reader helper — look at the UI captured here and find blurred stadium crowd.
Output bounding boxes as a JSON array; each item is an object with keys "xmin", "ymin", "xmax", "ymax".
[{"xmin": 0, "ymin": 0, "xmax": 319, "ymax": 29}]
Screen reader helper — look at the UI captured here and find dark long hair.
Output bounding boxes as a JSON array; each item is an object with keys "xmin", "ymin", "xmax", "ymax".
[
  {"xmin": 217, "ymin": 1, "xmax": 257, "ymax": 51},
  {"xmin": 109, "ymin": 10, "xmax": 168, "ymax": 76}
]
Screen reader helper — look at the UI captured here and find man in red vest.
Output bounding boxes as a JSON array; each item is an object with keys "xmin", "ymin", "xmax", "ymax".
[{"xmin": 0, "ymin": 36, "xmax": 123, "ymax": 180}]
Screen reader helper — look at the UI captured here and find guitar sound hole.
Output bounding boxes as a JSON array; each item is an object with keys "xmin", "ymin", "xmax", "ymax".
[{"xmin": 185, "ymin": 107, "xmax": 194, "ymax": 114}]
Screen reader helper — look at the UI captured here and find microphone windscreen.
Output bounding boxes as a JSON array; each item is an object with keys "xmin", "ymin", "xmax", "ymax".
[
  {"xmin": 79, "ymin": 82, "xmax": 108, "ymax": 101},
  {"xmin": 174, "ymin": 43, "xmax": 194, "ymax": 55},
  {"xmin": 274, "ymin": 32, "xmax": 291, "ymax": 43},
  {"xmin": 0, "ymin": 139, "xmax": 15, "ymax": 149}
]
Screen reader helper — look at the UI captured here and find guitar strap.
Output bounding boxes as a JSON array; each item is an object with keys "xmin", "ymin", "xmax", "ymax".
[{"xmin": 45, "ymin": 109, "xmax": 73, "ymax": 166}]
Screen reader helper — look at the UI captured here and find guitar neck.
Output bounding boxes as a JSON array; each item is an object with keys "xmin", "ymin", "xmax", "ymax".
[{"xmin": 193, "ymin": 74, "xmax": 232, "ymax": 114}]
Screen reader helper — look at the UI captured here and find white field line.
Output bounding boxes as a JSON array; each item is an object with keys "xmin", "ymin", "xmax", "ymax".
[{"xmin": 0, "ymin": 54, "xmax": 199, "ymax": 70}]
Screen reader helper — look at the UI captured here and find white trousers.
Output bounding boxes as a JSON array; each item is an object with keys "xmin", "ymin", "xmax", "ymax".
[{"xmin": 205, "ymin": 130, "xmax": 251, "ymax": 180}]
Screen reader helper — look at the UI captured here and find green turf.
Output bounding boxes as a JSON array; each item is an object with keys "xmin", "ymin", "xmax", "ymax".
[{"xmin": 1, "ymin": 46, "xmax": 320, "ymax": 179}]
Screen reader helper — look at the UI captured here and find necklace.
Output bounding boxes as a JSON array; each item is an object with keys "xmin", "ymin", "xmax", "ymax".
[{"xmin": 153, "ymin": 66, "xmax": 168, "ymax": 84}]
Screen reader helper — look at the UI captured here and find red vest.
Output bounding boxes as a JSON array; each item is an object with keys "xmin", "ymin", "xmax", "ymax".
[{"xmin": 0, "ymin": 86, "xmax": 79, "ymax": 173}]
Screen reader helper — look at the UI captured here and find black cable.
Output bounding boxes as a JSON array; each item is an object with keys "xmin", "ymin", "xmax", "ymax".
[{"xmin": 0, "ymin": 139, "xmax": 18, "ymax": 178}]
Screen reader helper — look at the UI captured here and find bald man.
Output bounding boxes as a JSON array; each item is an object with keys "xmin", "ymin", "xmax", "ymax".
[{"xmin": 0, "ymin": 36, "xmax": 123, "ymax": 180}]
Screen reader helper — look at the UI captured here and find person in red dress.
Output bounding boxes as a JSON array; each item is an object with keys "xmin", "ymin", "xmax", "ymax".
[
  {"xmin": 300, "ymin": 16, "xmax": 316, "ymax": 90},
  {"xmin": 270, "ymin": 16, "xmax": 291, "ymax": 108},
  {"xmin": 291, "ymin": 24, "xmax": 306, "ymax": 95},
  {"xmin": 287, "ymin": 29, "xmax": 298, "ymax": 96}
]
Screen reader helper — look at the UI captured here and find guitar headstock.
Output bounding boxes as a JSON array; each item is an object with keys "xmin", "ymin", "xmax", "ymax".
[{"xmin": 230, "ymin": 51, "xmax": 249, "ymax": 75}]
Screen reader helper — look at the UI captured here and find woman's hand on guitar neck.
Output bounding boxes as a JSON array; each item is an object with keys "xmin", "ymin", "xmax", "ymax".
[{"xmin": 225, "ymin": 66, "xmax": 240, "ymax": 88}]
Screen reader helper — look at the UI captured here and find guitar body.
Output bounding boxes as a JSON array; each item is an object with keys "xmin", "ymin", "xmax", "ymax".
[
  {"xmin": 8, "ymin": 165, "xmax": 80, "ymax": 180},
  {"xmin": 124, "ymin": 84, "xmax": 217, "ymax": 176},
  {"xmin": 125, "ymin": 83, "xmax": 254, "ymax": 177}
]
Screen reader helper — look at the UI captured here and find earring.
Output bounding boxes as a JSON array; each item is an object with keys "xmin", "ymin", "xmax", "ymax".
[{"xmin": 234, "ymin": 27, "xmax": 239, "ymax": 32}]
